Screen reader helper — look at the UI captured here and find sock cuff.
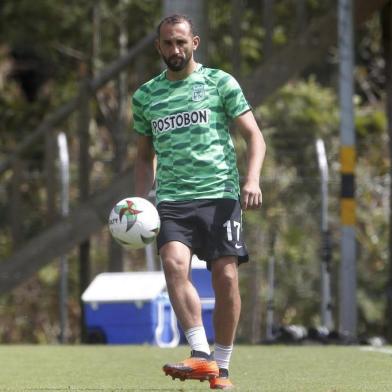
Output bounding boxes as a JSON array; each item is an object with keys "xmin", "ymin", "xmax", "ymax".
[
  {"xmin": 184, "ymin": 326, "xmax": 210, "ymax": 355},
  {"xmin": 214, "ymin": 343, "xmax": 233, "ymax": 351},
  {"xmin": 214, "ymin": 343, "xmax": 233, "ymax": 370},
  {"xmin": 185, "ymin": 326, "xmax": 204, "ymax": 334}
]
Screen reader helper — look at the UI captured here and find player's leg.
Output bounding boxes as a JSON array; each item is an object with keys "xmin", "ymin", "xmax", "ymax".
[
  {"xmin": 211, "ymin": 256, "xmax": 241, "ymax": 346},
  {"xmin": 157, "ymin": 201, "xmax": 211, "ymax": 351},
  {"xmin": 160, "ymin": 241, "xmax": 202, "ymax": 330},
  {"xmin": 209, "ymin": 256, "xmax": 239, "ymax": 389},
  {"xmin": 194, "ymin": 199, "xmax": 246, "ymax": 389},
  {"xmin": 159, "ymin": 240, "xmax": 218, "ymax": 381}
]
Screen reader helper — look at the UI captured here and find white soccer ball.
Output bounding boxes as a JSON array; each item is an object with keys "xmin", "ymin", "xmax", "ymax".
[{"xmin": 108, "ymin": 197, "xmax": 160, "ymax": 249}]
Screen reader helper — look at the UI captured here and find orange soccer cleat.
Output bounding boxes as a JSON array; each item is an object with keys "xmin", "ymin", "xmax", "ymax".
[
  {"xmin": 209, "ymin": 368, "xmax": 234, "ymax": 390},
  {"xmin": 163, "ymin": 350, "xmax": 219, "ymax": 382}
]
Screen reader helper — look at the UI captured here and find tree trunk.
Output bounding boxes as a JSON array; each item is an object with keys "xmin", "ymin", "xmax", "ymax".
[
  {"xmin": 108, "ymin": 3, "xmax": 129, "ymax": 272},
  {"xmin": 78, "ymin": 72, "xmax": 91, "ymax": 343},
  {"xmin": 248, "ymin": 262, "xmax": 262, "ymax": 343},
  {"xmin": 45, "ymin": 130, "xmax": 56, "ymax": 224},
  {"xmin": 245, "ymin": 219, "xmax": 264, "ymax": 343},
  {"xmin": 10, "ymin": 158, "xmax": 23, "ymax": 247},
  {"xmin": 231, "ymin": 0, "xmax": 243, "ymax": 76},
  {"xmin": 295, "ymin": 0, "xmax": 307, "ymax": 35},
  {"xmin": 262, "ymin": 0, "xmax": 274, "ymax": 58},
  {"xmin": 382, "ymin": 0, "xmax": 392, "ymax": 343}
]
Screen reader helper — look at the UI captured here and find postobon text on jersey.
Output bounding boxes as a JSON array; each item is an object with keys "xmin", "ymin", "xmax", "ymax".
[{"xmin": 151, "ymin": 109, "xmax": 210, "ymax": 135}]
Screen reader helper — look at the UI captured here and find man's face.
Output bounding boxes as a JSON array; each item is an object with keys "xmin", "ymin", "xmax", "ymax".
[{"xmin": 156, "ymin": 21, "xmax": 199, "ymax": 72}]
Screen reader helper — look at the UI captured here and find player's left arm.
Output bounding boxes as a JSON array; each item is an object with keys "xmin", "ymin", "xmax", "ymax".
[{"xmin": 234, "ymin": 110, "xmax": 266, "ymax": 210}]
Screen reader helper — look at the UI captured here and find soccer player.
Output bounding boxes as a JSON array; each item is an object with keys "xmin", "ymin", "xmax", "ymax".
[{"xmin": 132, "ymin": 14, "xmax": 266, "ymax": 390}]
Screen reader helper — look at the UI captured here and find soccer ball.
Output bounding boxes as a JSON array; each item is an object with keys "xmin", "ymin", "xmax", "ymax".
[{"xmin": 108, "ymin": 197, "xmax": 160, "ymax": 249}]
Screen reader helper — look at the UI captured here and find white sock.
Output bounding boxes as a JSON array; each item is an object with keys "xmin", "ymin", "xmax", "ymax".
[
  {"xmin": 184, "ymin": 326, "xmax": 210, "ymax": 355},
  {"xmin": 214, "ymin": 343, "xmax": 233, "ymax": 370}
]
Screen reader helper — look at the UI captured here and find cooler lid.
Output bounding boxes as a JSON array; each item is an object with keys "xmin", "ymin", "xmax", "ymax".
[{"xmin": 81, "ymin": 271, "xmax": 167, "ymax": 303}]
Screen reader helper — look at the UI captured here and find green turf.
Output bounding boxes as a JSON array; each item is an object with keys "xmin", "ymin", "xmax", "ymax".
[{"xmin": 1, "ymin": 345, "xmax": 392, "ymax": 391}]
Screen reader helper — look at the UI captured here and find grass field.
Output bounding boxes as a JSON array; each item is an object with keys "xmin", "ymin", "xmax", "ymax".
[{"xmin": 1, "ymin": 344, "xmax": 392, "ymax": 391}]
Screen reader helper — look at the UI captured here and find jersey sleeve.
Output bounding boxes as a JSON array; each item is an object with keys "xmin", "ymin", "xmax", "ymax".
[
  {"xmin": 217, "ymin": 73, "xmax": 251, "ymax": 119},
  {"xmin": 132, "ymin": 89, "xmax": 152, "ymax": 136}
]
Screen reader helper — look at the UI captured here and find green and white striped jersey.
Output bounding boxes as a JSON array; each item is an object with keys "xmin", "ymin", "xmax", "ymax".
[{"xmin": 132, "ymin": 64, "xmax": 250, "ymax": 203}]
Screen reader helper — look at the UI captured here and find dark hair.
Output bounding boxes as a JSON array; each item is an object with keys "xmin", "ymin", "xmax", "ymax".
[{"xmin": 156, "ymin": 14, "xmax": 195, "ymax": 37}]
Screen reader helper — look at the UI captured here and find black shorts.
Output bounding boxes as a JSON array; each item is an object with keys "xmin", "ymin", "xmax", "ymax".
[{"xmin": 156, "ymin": 198, "xmax": 249, "ymax": 269}]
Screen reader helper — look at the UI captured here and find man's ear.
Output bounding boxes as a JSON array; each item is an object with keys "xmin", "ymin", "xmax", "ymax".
[{"xmin": 193, "ymin": 35, "xmax": 200, "ymax": 51}]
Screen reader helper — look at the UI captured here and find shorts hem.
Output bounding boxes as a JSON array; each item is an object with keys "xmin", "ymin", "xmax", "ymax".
[
  {"xmin": 197, "ymin": 252, "xmax": 249, "ymax": 271},
  {"xmin": 157, "ymin": 238, "xmax": 192, "ymax": 253}
]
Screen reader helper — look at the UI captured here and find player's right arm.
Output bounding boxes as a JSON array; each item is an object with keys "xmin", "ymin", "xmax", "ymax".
[
  {"xmin": 132, "ymin": 86, "xmax": 156, "ymax": 198},
  {"xmin": 134, "ymin": 135, "xmax": 156, "ymax": 198}
]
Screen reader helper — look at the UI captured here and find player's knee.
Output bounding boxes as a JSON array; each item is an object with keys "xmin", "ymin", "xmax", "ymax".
[
  {"xmin": 162, "ymin": 255, "xmax": 188, "ymax": 283},
  {"xmin": 212, "ymin": 265, "xmax": 238, "ymax": 291}
]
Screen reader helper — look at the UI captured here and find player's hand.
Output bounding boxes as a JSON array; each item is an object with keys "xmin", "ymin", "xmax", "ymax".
[{"xmin": 241, "ymin": 179, "xmax": 262, "ymax": 210}]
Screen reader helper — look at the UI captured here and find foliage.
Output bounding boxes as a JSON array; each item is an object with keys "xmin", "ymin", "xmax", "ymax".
[
  {"xmin": 207, "ymin": 0, "xmax": 330, "ymax": 75},
  {"xmin": 259, "ymin": 78, "xmax": 339, "ymax": 183},
  {"xmin": 237, "ymin": 76, "xmax": 389, "ymax": 337},
  {"xmin": 247, "ymin": 79, "xmax": 340, "ymax": 331},
  {"xmin": 355, "ymin": 105, "xmax": 389, "ymax": 336}
]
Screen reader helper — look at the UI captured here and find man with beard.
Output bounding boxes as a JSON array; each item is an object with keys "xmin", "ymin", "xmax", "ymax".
[{"xmin": 132, "ymin": 14, "xmax": 266, "ymax": 390}]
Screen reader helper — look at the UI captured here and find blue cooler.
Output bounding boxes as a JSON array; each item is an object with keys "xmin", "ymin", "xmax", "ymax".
[{"xmin": 82, "ymin": 272, "xmax": 179, "ymax": 346}]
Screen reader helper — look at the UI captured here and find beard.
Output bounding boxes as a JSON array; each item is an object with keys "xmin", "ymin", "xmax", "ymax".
[{"xmin": 162, "ymin": 53, "xmax": 191, "ymax": 72}]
